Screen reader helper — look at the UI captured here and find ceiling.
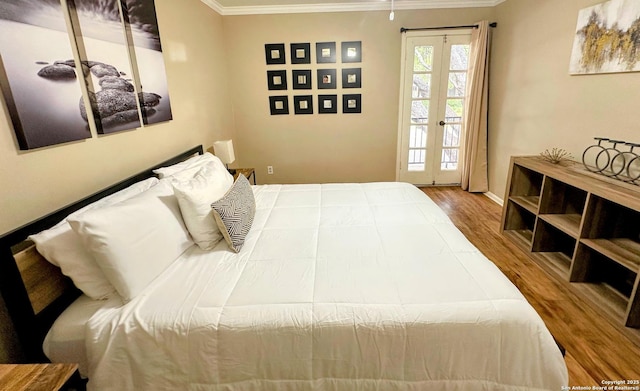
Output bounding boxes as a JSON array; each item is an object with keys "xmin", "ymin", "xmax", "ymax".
[{"xmin": 202, "ymin": 0, "xmax": 505, "ymax": 15}]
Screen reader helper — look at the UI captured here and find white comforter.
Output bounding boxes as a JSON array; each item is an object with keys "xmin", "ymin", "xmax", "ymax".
[{"xmin": 85, "ymin": 182, "xmax": 568, "ymax": 390}]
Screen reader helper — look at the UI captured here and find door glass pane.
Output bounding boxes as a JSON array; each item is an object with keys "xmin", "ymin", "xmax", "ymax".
[
  {"xmin": 443, "ymin": 124, "xmax": 461, "ymax": 147},
  {"xmin": 409, "ymin": 126, "xmax": 427, "ymax": 148},
  {"xmin": 408, "ymin": 149, "xmax": 426, "ymax": 171},
  {"xmin": 412, "ymin": 74, "xmax": 431, "ymax": 98},
  {"xmin": 413, "ymin": 46, "xmax": 434, "ymax": 71},
  {"xmin": 441, "ymin": 148, "xmax": 459, "ymax": 170},
  {"xmin": 445, "ymin": 99, "xmax": 463, "ymax": 122},
  {"xmin": 447, "ymin": 72, "xmax": 466, "ymax": 97},
  {"xmin": 450, "ymin": 44, "xmax": 470, "ymax": 70},
  {"xmin": 411, "ymin": 100, "xmax": 429, "ymax": 124}
]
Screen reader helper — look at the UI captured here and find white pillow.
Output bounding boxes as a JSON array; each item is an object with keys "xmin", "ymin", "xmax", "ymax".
[
  {"xmin": 68, "ymin": 180, "xmax": 193, "ymax": 302},
  {"xmin": 153, "ymin": 152, "xmax": 217, "ymax": 180},
  {"xmin": 30, "ymin": 226, "xmax": 115, "ymax": 300},
  {"xmin": 29, "ymin": 177, "xmax": 159, "ymax": 300},
  {"xmin": 66, "ymin": 177, "xmax": 160, "ymax": 222},
  {"xmin": 172, "ymin": 162, "xmax": 234, "ymax": 250}
]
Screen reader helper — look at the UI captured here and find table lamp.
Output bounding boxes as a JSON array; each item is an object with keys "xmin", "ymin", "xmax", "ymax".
[{"xmin": 213, "ymin": 139, "xmax": 236, "ymax": 175}]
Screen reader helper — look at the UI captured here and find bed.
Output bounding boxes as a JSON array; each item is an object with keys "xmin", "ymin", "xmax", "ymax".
[{"xmin": 0, "ymin": 146, "xmax": 568, "ymax": 391}]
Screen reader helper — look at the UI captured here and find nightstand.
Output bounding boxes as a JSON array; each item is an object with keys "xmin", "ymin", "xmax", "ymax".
[
  {"xmin": 0, "ymin": 364, "xmax": 82, "ymax": 390},
  {"xmin": 233, "ymin": 168, "xmax": 256, "ymax": 185}
]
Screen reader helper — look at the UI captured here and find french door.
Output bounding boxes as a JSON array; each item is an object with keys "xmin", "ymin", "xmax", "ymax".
[{"xmin": 397, "ymin": 31, "xmax": 471, "ymax": 185}]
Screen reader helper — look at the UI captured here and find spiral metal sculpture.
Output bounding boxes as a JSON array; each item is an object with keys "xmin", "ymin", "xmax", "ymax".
[{"xmin": 582, "ymin": 138, "xmax": 640, "ymax": 185}]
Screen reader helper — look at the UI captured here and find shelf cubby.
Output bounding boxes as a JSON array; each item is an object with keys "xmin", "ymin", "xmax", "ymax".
[
  {"xmin": 538, "ymin": 177, "xmax": 587, "ymax": 238},
  {"xmin": 531, "ymin": 219, "xmax": 575, "ymax": 277},
  {"xmin": 571, "ymin": 244, "xmax": 638, "ymax": 326},
  {"xmin": 508, "ymin": 164, "xmax": 543, "ymax": 201},
  {"xmin": 539, "ymin": 177, "xmax": 587, "ymax": 215},
  {"xmin": 503, "ymin": 201, "xmax": 536, "ymax": 246},
  {"xmin": 581, "ymin": 195, "xmax": 640, "ymax": 268}
]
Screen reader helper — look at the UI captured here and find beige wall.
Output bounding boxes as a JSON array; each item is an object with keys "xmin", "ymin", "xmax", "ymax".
[
  {"xmin": 223, "ymin": 8, "xmax": 493, "ymax": 184},
  {"xmin": 0, "ymin": 0, "xmax": 233, "ymax": 362},
  {"xmin": 489, "ymin": 0, "xmax": 640, "ymax": 200}
]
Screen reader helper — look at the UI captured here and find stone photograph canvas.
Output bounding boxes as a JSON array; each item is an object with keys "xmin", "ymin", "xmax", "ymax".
[
  {"xmin": 0, "ymin": 0, "xmax": 172, "ymax": 149},
  {"xmin": 570, "ymin": 0, "xmax": 640, "ymax": 74},
  {"xmin": 0, "ymin": 0, "xmax": 91, "ymax": 150},
  {"xmin": 68, "ymin": 0, "xmax": 172, "ymax": 133},
  {"xmin": 121, "ymin": 0, "xmax": 172, "ymax": 125}
]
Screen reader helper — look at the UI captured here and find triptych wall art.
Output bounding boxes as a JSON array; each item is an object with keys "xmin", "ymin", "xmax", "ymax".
[
  {"xmin": 265, "ymin": 41, "xmax": 362, "ymax": 115},
  {"xmin": 0, "ymin": 0, "xmax": 172, "ymax": 150},
  {"xmin": 570, "ymin": 0, "xmax": 640, "ymax": 74}
]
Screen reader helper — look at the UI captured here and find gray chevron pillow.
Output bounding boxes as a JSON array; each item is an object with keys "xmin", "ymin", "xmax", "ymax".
[{"xmin": 211, "ymin": 174, "xmax": 255, "ymax": 252}]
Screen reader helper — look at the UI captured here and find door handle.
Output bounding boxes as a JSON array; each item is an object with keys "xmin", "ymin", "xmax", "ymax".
[{"xmin": 438, "ymin": 120, "xmax": 446, "ymax": 126}]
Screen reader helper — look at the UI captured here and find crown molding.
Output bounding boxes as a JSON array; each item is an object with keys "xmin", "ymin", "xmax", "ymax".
[
  {"xmin": 202, "ymin": 0, "xmax": 506, "ymax": 16},
  {"xmin": 201, "ymin": 0, "xmax": 224, "ymax": 14}
]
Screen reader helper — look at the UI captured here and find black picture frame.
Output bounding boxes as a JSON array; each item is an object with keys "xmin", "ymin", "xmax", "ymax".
[
  {"xmin": 316, "ymin": 42, "xmax": 336, "ymax": 63},
  {"xmin": 292, "ymin": 70, "xmax": 312, "ymax": 89},
  {"xmin": 341, "ymin": 41, "xmax": 362, "ymax": 63},
  {"xmin": 269, "ymin": 96, "xmax": 289, "ymax": 115},
  {"xmin": 265, "ymin": 43, "xmax": 286, "ymax": 65},
  {"xmin": 290, "ymin": 43, "xmax": 311, "ymax": 64},
  {"xmin": 317, "ymin": 69, "xmax": 337, "ymax": 89},
  {"xmin": 267, "ymin": 70, "xmax": 287, "ymax": 90},
  {"xmin": 294, "ymin": 95, "xmax": 313, "ymax": 114},
  {"xmin": 342, "ymin": 68, "xmax": 361, "ymax": 88},
  {"xmin": 343, "ymin": 94, "xmax": 361, "ymax": 113},
  {"xmin": 318, "ymin": 95, "xmax": 338, "ymax": 114}
]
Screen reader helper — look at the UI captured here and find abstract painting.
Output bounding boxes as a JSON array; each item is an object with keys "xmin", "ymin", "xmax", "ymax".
[
  {"xmin": 0, "ymin": 0, "xmax": 91, "ymax": 150},
  {"xmin": 570, "ymin": 0, "xmax": 640, "ymax": 74}
]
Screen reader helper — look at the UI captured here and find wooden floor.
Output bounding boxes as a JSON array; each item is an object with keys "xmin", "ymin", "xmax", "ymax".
[{"xmin": 420, "ymin": 187, "xmax": 640, "ymax": 386}]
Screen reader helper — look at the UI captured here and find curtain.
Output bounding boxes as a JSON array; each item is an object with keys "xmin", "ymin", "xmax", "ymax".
[{"xmin": 461, "ymin": 20, "xmax": 491, "ymax": 192}]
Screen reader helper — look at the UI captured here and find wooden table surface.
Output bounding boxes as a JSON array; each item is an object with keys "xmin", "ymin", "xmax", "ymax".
[
  {"xmin": 0, "ymin": 364, "xmax": 78, "ymax": 391},
  {"xmin": 234, "ymin": 168, "xmax": 256, "ymax": 184}
]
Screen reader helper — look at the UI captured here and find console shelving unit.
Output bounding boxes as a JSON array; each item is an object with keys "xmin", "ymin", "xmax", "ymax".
[{"xmin": 501, "ymin": 156, "xmax": 640, "ymax": 343}]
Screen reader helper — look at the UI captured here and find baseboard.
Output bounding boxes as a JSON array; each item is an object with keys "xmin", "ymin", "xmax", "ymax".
[{"xmin": 483, "ymin": 191, "xmax": 503, "ymax": 206}]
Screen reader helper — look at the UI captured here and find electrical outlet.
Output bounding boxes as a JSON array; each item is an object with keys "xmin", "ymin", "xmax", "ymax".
[{"xmin": 267, "ymin": 166, "xmax": 274, "ymax": 175}]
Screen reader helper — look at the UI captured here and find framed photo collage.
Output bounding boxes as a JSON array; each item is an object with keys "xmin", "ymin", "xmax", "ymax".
[{"xmin": 265, "ymin": 41, "xmax": 362, "ymax": 115}]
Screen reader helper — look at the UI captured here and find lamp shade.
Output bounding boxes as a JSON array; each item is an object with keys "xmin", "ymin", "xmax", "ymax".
[{"xmin": 213, "ymin": 140, "xmax": 236, "ymax": 165}]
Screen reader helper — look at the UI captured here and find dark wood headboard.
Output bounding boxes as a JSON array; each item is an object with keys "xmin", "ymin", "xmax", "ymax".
[{"xmin": 0, "ymin": 145, "xmax": 203, "ymax": 362}]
